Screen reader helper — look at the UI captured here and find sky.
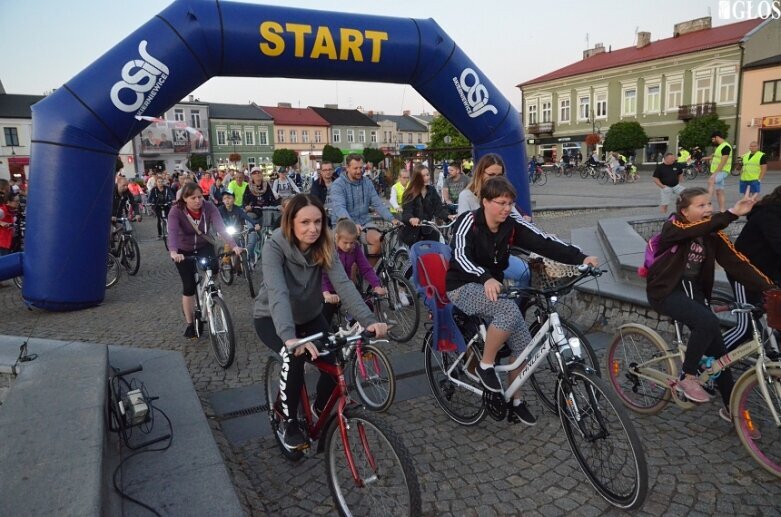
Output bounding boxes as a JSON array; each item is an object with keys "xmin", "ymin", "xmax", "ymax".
[{"xmin": 0, "ymin": 0, "xmax": 746, "ymax": 115}]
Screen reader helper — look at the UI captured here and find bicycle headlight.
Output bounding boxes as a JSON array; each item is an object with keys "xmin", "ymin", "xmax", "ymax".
[{"xmin": 226, "ymin": 226, "xmax": 237, "ymax": 235}]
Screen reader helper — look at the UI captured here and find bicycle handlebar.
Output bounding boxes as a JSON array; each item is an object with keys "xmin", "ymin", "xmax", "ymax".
[
  {"xmin": 499, "ymin": 265, "xmax": 604, "ymax": 298},
  {"xmin": 285, "ymin": 329, "xmax": 377, "ymax": 354},
  {"xmin": 711, "ymin": 301, "xmax": 762, "ymax": 315}
]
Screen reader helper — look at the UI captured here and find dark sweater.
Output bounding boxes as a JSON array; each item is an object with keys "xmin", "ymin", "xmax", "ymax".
[
  {"xmin": 734, "ymin": 203, "xmax": 781, "ymax": 285},
  {"xmin": 400, "ymin": 187, "xmax": 450, "ymax": 246}
]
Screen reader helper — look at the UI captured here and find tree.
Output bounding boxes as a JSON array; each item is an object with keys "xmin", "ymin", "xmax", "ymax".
[
  {"xmin": 602, "ymin": 121, "xmax": 648, "ymax": 156},
  {"xmin": 362, "ymin": 147, "xmax": 385, "ymax": 165},
  {"xmin": 272, "ymin": 148, "xmax": 299, "ymax": 168},
  {"xmin": 322, "ymin": 144, "xmax": 344, "ymax": 164},
  {"xmin": 400, "ymin": 145, "xmax": 418, "ymax": 159},
  {"xmin": 229, "ymin": 152, "xmax": 242, "ymax": 164},
  {"xmin": 115, "ymin": 157, "xmax": 124, "ymax": 172},
  {"xmin": 187, "ymin": 154, "xmax": 207, "ymax": 171},
  {"xmin": 678, "ymin": 113, "xmax": 730, "ymax": 150},
  {"xmin": 429, "ymin": 115, "xmax": 472, "ymax": 161}
]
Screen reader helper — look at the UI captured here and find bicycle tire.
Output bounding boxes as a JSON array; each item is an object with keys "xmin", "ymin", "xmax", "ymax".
[
  {"xmin": 563, "ymin": 166, "xmax": 573, "ymax": 177},
  {"xmin": 557, "ymin": 367, "xmax": 648, "ymax": 509},
  {"xmin": 13, "ymin": 276, "xmax": 22, "ymax": 289},
  {"xmin": 686, "ymin": 168, "xmax": 698, "ymax": 181},
  {"xmin": 579, "ymin": 166, "xmax": 589, "ymax": 179},
  {"xmin": 391, "ymin": 248, "xmax": 411, "ymax": 279},
  {"xmin": 325, "ymin": 408, "xmax": 421, "ymax": 516},
  {"xmin": 351, "ymin": 343, "xmax": 396, "ymax": 412},
  {"xmin": 554, "ymin": 165, "xmax": 563, "ymax": 177},
  {"xmin": 380, "ymin": 272, "xmax": 420, "ymax": 343},
  {"xmin": 240, "ymin": 252, "xmax": 257, "ymax": 299},
  {"xmin": 529, "ymin": 317, "xmax": 600, "ymax": 415},
  {"xmin": 208, "ymin": 296, "xmax": 236, "ymax": 369},
  {"xmin": 605, "ymin": 324, "xmax": 676, "ymax": 415},
  {"xmin": 264, "ymin": 355, "xmax": 305, "ymax": 461},
  {"xmin": 597, "ymin": 169, "xmax": 609, "ymax": 185},
  {"xmin": 423, "ymin": 330, "xmax": 487, "ymax": 426},
  {"xmin": 731, "ymin": 366, "xmax": 781, "ymax": 477},
  {"xmin": 219, "ymin": 258, "xmax": 235, "ymax": 286},
  {"xmin": 536, "ymin": 171, "xmax": 548, "ymax": 186},
  {"xmin": 106, "ymin": 254, "xmax": 121, "ymax": 288},
  {"xmin": 122, "ymin": 236, "xmax": 141, "ymax": 276},
  {"xmin": 730, "ymin": 168, "xmax": 742, "ymax": 177}
]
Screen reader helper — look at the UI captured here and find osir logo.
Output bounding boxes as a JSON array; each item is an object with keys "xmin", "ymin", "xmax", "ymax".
[
  {"xmin": 110, "ymin": 41, "xmax": 170, "ymax": 115},
  {"xmin": 453, "ymin": 68, "xmax": 498, "ymax": 119}
]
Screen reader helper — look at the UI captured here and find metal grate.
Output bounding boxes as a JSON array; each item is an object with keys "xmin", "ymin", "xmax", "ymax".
[{"xmin": 219, "ymin": 404, "xmax": 268, "ymax": 421}]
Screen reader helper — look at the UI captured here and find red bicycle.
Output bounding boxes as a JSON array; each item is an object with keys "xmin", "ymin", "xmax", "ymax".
[{"xmin": 264, "ymin": 328, "xmax": 421, "ymax": 516}]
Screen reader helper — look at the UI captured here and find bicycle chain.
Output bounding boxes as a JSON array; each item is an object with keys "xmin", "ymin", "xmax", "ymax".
[{"xmin": 483, "ymin": 391, "xmax": 507, "ymax": 421}]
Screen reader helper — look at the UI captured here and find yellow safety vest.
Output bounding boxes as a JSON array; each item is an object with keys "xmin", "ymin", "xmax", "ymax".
[
  {"xmin": 741, "ymin": 151, "xmax": 765, "ymax": 182},
  {"xmin": 677, "ymin": 150, "xmax": 690, "ymax": 163},
  {"xmin": 390, "ymin": 181, "xmax": 406, "ymax": 213},
  {"xmin": 711, "ymin": 141, "xmax": 732, "ymax": 173}
]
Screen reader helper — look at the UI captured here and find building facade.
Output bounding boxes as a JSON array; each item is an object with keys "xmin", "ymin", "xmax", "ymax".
[
  {"xmin": 260, "ymin": 104, "xmax": 329, "ymax": 172},
  {"xmin": 310, "ymin": 106, "xmax": 379, "ymax": 155},
  {"xmin": 209, "ymin": 103, "xmax": 274, "ymax": 172},
  {"xmin": 370, "ymin": 112, "xmax": 430, "ymax": 155},
  {"xmin": 0, "ymin": 92, "xmax": 44, "ymax": 182},
  {"xmin": 738, "ymin": 54, "xmax": 781, "ymax": 169},
  {"xmin": 518, "ymin": 17, "xmax": 778, "ymax": 164}
]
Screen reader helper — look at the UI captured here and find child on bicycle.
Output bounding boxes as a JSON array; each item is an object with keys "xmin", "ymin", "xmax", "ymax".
[
  {"xmin": 322, "ymin": 219, "xmax": 387, "ymax": 325},
  {"xmin": 447, "ymin": 176, "xmax": 597, "ymax": 425},
  {"xmin": 646, "ymin": 187, "xmax": 774, "ymax": 416},
  {"xmin": 218, "ymin": 190, "xmax": 260, "ymax": 253}
]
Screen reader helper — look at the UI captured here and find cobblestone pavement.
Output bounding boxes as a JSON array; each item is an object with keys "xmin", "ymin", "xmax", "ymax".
[{"xmin": 2, "ymin": 175, "xmax": 781, "ymax": 515}]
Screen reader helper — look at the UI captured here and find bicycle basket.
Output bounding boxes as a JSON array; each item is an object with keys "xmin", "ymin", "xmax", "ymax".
[
  {"xmin": 764, "ymin": 289, "xmax": 781, "ymax": 330},
  {"xmin": 528, "ymin": 253, "xmax": 581, "ymax": 291}
]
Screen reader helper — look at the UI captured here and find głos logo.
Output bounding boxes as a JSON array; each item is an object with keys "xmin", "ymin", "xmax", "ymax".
[
  {"xmin": 110, "ymin": 41, "xmax": 169, "ymax": 115},
  {"xmin": 453, "ymin": 68, "xmax": 498, "ymax": 119}
]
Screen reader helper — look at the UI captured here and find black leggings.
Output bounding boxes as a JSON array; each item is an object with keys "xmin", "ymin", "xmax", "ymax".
[
  {"xmin": 254, "ymin": 314, "xmax": 336, "ymax": 420},
  {"xmin": 174, "ymin": 246, "xmax": 216, "ymax": 296},
  {"xmin": 652, "ymin": 285, "xmax": 734, "ymax": 407}
]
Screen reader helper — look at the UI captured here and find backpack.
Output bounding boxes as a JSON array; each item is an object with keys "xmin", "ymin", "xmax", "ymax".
[{"xmin": 637, "ymin": 216, "xmax": 678, "ymax": 278}]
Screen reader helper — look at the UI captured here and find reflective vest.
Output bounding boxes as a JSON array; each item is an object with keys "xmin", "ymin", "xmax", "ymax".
[
  {"xmin": 741, "ymin": 151, "xmax": 765, "ymax": 182},
  {"xmin": 390, "ymin": 181, "xmax": 406, "ymax": 213},
  {"xmin": 677, "ymin": 149, "xmax": 690, "ymax": 163},
  {"xmin": 711, "ymin": 141, "xmax": 732, "ymax": 173}
]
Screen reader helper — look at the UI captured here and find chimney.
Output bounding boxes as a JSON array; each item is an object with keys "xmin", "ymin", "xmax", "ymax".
[
  {"xmin": 188, "ymin": 95, "xmax": 194, "ymax": 102},
  {"xmin": 582, "ymin": 42, "xmax": 606, "ymax": 60},
  {"xmin": 636, "ymin": 32, "xmax": 651, "ymax": 49},
  {"xmin": 402, "ymin": 110, "xmax": 411, "ymax": 116},
  {"xmin": 367, "ymin": 110, "xmax": 374, "ymax": 117},
  {"xmin": 325, "ymin": 103, "xmax": 339, "ymax": 109},
  {"xmin": 277, "ymin": 102, "xmax": 292, "ymax": 108},
  {"xmin": 674, "ymin": 16, "xmax": 711, "ymax": 37}
]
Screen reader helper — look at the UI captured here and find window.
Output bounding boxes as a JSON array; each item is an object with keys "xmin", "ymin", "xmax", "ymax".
[
  {"xmin": 595, "ymin": 91, "xmax": 607, "ymax": 118},
  {"xmin": 559, "ymin": 98, "xmax": 570, "ymax": 123},
  {"xmin": 527, "ymin": 104, "xmax": 538, "ymax": 125},
  {"xmin": 578, "ymin": 95, "xmax": 590, "ymax": 121},
  {"xmin": 302, "ymin": 130, "xmax": 309, "ymax": 143},
  {"xmin": 417, "ymin": 133, "xmax": 422, "ymax": 143},
  {"xmin": 695, "ymin": 74, "xmax": 712, "ymax": 104},
  {"xmin": 383, "ymin": 131, "xmax": 390, "ymax": 143},
  {"xmin": 247, "ymin": 157, "xmax": 256, "ymax": 166},
  {"xmin": 315, "ymin": 130, "xmax": 322, "ymax": 143},
  {"xmin": 407, "ymin": 132, "xmax": 413, "ymax": 144},
  {"xmin": 541, "ymin": 100, "xmax": 552, "ymax": 123},
  {"xmin": 645, "ymin": 85, "xmax": 660, "ymax": 113},
  {"xmin": 359, "ymin": 130, "xmax": 366, "ymax": 143},
  {"xmin": 346, "ymin": 129, "xmax": 354, "ymax": 143},
  {"xmin": 371, "ymin": 131, "xmax": 377, "ymax": 143},
  {"xmin": 717, "ymin": 68, "xmax": 737, "ymax": 104},
  {"xmin": 763, "ymin": 80, "xmax": 781, "ymax": 103},
  {"xmin": 230, "ymin": 130, "xmax": 242, "ymax": 145},
  {"xmin": 622, "ymin": 88, "xmax": 637, "ymax": 116},
  {"xmin": 217, "ymin": 130, "xmax": 226, "ymax": 146},
  {"xmin": 277, "ymin": 129, "xmax": 285, "ymax": 143},
  {"xmin": 3, "ymin": 127, "xmax": 19, "ymax": 147},
  {"xmin": 258, "ymin": 129, "xmax": 268, "ymax": 145},
  {"xmin": 190, "ymin": 110, "xmax": 201, "ymax": 128},
  {"xmin": 290, "ymin": 129, "xmax": 297, "ymax": 143},
  {"xmin": 332, "ymin": 129, "xmax": 341, "ymax": 143},
  {"xmin": 174, "ymin": 108, "xmax": 184, "ymax": 122},
  {"xmin": 244, "ymin": 130, "xmax": 254, "ymax": 146},
  {"xmin": 666, "ymin": 80, "xmax": 683, "ymax": 111}
]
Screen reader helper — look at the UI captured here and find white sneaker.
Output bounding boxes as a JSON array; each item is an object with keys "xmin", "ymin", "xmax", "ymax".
[{"xmin": 398, "ymin": 290, "xmax": 411, "ymax": 307}]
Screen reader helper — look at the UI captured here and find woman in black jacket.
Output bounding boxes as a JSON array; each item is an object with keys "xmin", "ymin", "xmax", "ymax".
[{"xmin": 399, "ymin": 164, "xmax": 453, "ymax": 246}]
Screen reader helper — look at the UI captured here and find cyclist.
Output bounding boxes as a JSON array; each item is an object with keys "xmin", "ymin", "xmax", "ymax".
[
  {"xmin": 310, "ymin": 162, "xmax": 336, "ymax": 209},
  {"xmin": 447, "ymin": 176, "xmax": 596, "ymax": 424},
  {"xmin": 168, "ymin": 183, "xmax": 243, "ymax": 339},
  {"xmin": 198, "ymin": 171, "xmax": 215, "ymax": 202},
  {"xmin": 399, "ymin": 163, "xmax": 453, "ymax": 246},
  {"xmin": 227, "ymin": 172, "xmax": 249, "ymax": 207},
  {"xmin": 645, "ymin": 187, "xmax": 773, "ymax": 413},
  {"xmin": 244, "ymin": 168, "xmax": 277, "ymax": 218},
  {"xmin": 147, "ymin": 177, "xmax": 175, "ymax": 239},
  {"xmin": 441, "ymin": 161, "xmax": 468, "ymax": 208},
  {"xmin": 219, "ymin": 190, "xmax": 260, "ymax": 254},
  {"xmin": 210, "ymin": 176, "xmax": 227, "ymax": 207},
  {"xmin": 253, "ymin": 194, "xmax": 388, "ymax": 450},
  {"xmin": 388, "ymin": 169, "xmax": 410, "ymax": 217},
  {"xmin": 0, "ymin": 192, "xmax": 20, "ymax": 257},
  {"xmin": 321, "ymin": 219, "xmax": 387, "ymax": 326},
  {"xmin": 112, "ymin": 177, "xmax": 141, "ymax": 223},
  {"xmin": 608, "ymin": 152, "xmax": 626, "ymax": 178},
  {"xmin": 272, "ymin": 168, "xmax": 301, "ymax": 201}
]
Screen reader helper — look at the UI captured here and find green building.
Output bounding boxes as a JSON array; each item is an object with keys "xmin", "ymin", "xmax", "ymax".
[{"xmin": 208, "ymin": 103, "xmax": 274, "ymax": 171}]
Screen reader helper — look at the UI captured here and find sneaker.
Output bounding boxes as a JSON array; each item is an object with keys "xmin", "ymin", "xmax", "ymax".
[
  {"xmin": 282, "ymin": 419, "xmax": 308, "ymax": 450},
  {"xmin": 184, "ymin": 323, "xmax": 196, "ymax": 339},
  {"xmin": 476, "ymin": 365, "xmax": 502, "ymax": 393},
  {"xmin": 398, "ymin": 290, "xmax": 411, "ymax": 307},
  {"xmin": 508, "ymin": 401, "xmax": 537, "ymax": 426},
  {"xmin": 677, "ymin": 377, "xmax": 711, "ymax": 403}
]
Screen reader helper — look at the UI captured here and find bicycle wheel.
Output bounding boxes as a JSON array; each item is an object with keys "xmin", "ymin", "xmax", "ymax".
[
  {"xmin": 529, "ymin": 317, "xmax": 600, "ymax": 415},
  {"xmin": 557, "ymin": 368, "xmax": 648, "ymax": 509},
  {"xmin": 731, "ymin": 367, "xmax": 781, "ymax": 477},
  {"xmin": 563, "ymin": 166, "xmax": 573, "ymax": 177},
  {"xmin": 325, "ymin": 408, "xmax": 421, "ymax": 516},
  {"xmin": 240, "ymin": 252, "xmax": 257, "ymax": 299},
  {"xmin": 554, "ymin": 165, "xmax": 563, "ymax": 177},
  {"xmin": 536, "ymin": 171, "xmax": 548, "ymax": 186},
  {"xmin": 264, "ymin": 355, "xmax": 305, "ymax": 461},
  {"xmin": 207, "ymin": 296, "xmax": 236, "ymax": 368},
  {"xmin": 219, "ymin": 257, "xmax": 235, "ymax": 285},
  {"xmin": 390, "ymin": 248, "xmax": 411, "ymax": 279},
  {"xmin": 605, "ymin": 325, "xmax": 676, "ymax": 415},
  {"xmin": 687, "ymin": 168, "xmax": 698, "ymax": 181},
  {"xmin": 106, "ymin": 254, "xmax": 121, "ymax": 288},
  {"xmin": 122, "ymin": 236, "xmax": 141, "ymax": 275},
  {"xmin": 351, "ymin": 343, "xmax": 396, "ymax": 412},
  {"xmin": 423, "ymin": 330, "xmax": 486, "ymax": 426},
  {"xmin": 597, "ymin": 169, "xmax": 609, "ymax": 185},
  {"xmin": 12, "ymin": 276, "xmax": 22, "ymax": 289},
  {"xmin": 379, "ymin": 272, "xmax": 420, "ymax": 343},
  {"xmin": 579, "ymin": 166, "xmax": 589, "ymax": 179}
]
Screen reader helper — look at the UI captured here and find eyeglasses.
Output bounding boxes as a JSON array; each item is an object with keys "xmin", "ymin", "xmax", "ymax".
[{"xmin": 489, "ymin": 199, "xmax": 514, "ymax": 209}]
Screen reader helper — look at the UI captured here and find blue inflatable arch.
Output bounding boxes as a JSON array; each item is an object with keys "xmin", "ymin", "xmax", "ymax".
[{"xmin": 0, "ymin": 0, "xmax": 527, "ymax": 311}]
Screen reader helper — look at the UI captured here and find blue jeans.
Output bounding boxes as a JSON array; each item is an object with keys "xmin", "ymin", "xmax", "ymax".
[{"xmin": 739, "ymin": 180, "xmax": 760, "ymax": 194}]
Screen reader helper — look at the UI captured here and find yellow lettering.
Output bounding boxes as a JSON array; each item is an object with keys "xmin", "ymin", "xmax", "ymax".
[
  {"xmin": 364, "ymin": 30, "xmax": 388, "ymax": 63},
  {"xmin": 285, "ymin": 23, "xmax": 312, "ymax": 58},
  {"xmin": 339, "ymin": 28, "xmax": 364, "ymax": 62},
  {"xmin": 310, "ymin": 26, "xmax": 337, "ymax": 60},
  {"xmin": 259, "ymin": 21, "xmax": 285, "ymax": 57}
]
